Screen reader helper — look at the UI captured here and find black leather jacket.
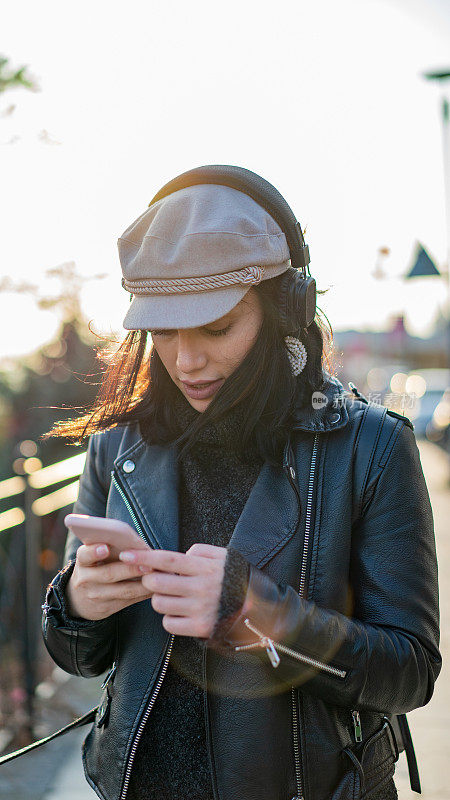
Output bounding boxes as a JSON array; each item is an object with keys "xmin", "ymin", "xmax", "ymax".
[{"xmin": 42, "ymin": 375, "xmax": 441, "ymax": 800}]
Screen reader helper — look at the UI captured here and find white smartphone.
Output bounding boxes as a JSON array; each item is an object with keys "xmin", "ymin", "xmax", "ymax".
[{"xmin": 64, "ymin": 513, "xmax": 151, "ymax": 563}]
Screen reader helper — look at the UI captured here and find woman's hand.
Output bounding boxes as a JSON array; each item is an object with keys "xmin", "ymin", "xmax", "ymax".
[
  {"xmin": 65, "ymin": 543, "xmax": 154, "ymax": 621},
  {"xmin": 119, "ymin": 543, "xmax": 227, "ymax": 638}
]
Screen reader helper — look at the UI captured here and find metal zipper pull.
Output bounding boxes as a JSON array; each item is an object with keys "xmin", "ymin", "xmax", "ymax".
[
  {"xmin": 352, "ymin": 709, "xmax": 363, "ymax": 743},
  {"xmin": 264, "ymin": 638, "xmax": 281, "ymax": 668},
  {"xmin": 242, "ymin": 618, "xmax": 281, "ymax": 668},
  {"xmin": 101, "ymin": 661, "xmax": 117, "ymax": 689}
]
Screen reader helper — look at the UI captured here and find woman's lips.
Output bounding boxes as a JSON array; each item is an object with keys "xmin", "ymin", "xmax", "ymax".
[{"xmin": 181, "ymin": 379, "xmax": 224, "ymax": 400}]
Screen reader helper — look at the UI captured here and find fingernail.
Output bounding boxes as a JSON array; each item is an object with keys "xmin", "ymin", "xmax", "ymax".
[
  {"xmin": 96, "ymin": 545, "xmax": 108, "ymax": 556},
  {"xmin": 119, "ymin": 551, "xmax": 136, "ymax": 562}
]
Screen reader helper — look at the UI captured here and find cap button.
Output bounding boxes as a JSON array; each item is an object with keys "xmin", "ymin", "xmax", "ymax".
[
  {"xmin": 329, "ymin": 413, "xmax": 340, "ymax": 424},
  {"xmin": 122, "ymin": 459, "xmax": 136, "ymax": 473}
]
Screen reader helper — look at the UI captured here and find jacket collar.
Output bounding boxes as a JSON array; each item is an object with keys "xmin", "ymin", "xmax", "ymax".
[{"xmin": 292, "ymin": 372, "xmax": 349, "ymax": 432}]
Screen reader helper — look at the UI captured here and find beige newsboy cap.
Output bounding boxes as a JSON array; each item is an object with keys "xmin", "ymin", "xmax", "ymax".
[{"xmin": 118, "ymin": 183, "xmax": 291, "ymax": 330}]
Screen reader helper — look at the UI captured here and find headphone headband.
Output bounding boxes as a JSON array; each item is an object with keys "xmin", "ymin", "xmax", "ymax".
[{"xmin": 148, "ymin": 164, "xmax": 311, "ymax": 277}]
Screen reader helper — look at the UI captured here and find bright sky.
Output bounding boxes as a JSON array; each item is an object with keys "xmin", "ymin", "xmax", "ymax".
[{"xmin": 1, "ymin": 0, "xmax": 450, "ymax": 360}]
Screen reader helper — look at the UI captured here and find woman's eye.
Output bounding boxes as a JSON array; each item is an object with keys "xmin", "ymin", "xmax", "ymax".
[
  {"xmin": 150, "ymin": 325, "xmax": 231, "ymax": 338},
  {"xmin": 204, "ymin": 324, "xmax": 232, "ymax": 337},
  {"xmin": 150, "ymin": 329, "xmax": 175, "ymax": 337}
]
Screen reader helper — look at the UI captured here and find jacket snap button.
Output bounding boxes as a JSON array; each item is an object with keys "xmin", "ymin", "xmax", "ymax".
[
  {"xmin": 329, "ymin": 413, "xmax": 340, "ymax": 424},
  {"xmin": 122, "ymin": 459, "xmax": 135, "ymax": 473}
]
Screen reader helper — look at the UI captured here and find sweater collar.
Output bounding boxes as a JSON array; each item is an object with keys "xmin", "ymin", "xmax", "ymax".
[{"xmin": 171, "ymin": 391, "xmax": 259, "ymax": 454}]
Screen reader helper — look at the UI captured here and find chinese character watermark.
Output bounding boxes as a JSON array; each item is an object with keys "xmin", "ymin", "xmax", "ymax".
[{"xmin": 323, "ymin": 392, "xmax": 418, "ymax": 411}]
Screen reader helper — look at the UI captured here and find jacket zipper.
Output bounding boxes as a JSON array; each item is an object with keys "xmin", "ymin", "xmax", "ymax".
[
  {"xmin": 291, "ymin": 686, "xmax": 303, "ymax": 800},
  {"xmin": 234, "ymin": 618, "xmax": 347, "ymax": 678},
  {"xmin": 298, "ymin": 434, "xmax": 318, "ymax": 598},
  {"xmin": 291, "ymin": 432, "xmax": 318, "ymax": 800},
  {"xmin": 120, "ymin": 634, "xmax": 175, "ymax": 800},
  {"xmin": 111, "ymin": 471, "xmax": 148, "ymax": 543},
  {"xmin": 110, "ymin": 469, "xmax": 176, "ymax": 800},
  {"xmin": 291, "ymin": 433, "xmax": 319, "ymax": 800}
]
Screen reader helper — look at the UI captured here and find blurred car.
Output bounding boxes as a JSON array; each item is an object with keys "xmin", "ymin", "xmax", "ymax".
[
  {"xmin": 404, "ymin": 369, "xmax": 450, "ymax": 439},
  {"xmin": 426, "ymin": 387, "xmax": 450, "ymax": 452}
]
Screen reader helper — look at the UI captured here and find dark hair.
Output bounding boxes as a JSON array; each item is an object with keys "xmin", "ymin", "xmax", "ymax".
[{"xmin": 43, "ymin": 275, "xmax": 335, "ymax": 465}]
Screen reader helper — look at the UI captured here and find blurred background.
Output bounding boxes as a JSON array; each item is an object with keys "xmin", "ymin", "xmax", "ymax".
[{"xmin": 0, "ymin": 0, "xmax": 449, "ymax": 798}]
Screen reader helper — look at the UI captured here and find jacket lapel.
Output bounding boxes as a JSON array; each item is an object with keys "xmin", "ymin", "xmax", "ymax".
[
  {"xmin": 227, "ymin": 461, "xmax": 301, "ymax": 568},
  {"xmin": 114, "ymin": 440, "xmax": 180, "ymax": 552}
]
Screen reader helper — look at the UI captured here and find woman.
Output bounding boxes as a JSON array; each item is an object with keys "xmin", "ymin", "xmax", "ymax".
[{"xmin": 41, "ymin": 166, "xmax": 441, "ymax": 800}]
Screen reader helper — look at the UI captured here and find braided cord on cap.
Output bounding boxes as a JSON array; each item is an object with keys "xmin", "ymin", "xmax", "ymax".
[{"xmin": 122, "ymin": 265, "xmax": 264, "ymax": 295}]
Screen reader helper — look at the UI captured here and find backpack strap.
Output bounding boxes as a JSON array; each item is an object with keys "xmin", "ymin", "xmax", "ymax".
[
  {"xmin": 352, "ymin": 399, "xmax": 388, "ymax": 527},
  {"xmin": 351, "ymin": 386, "xmax": 421, "ymax": 794},
  {"xmin": 396, "ymin": 714, "xmax": 421, "ymax": 793}
]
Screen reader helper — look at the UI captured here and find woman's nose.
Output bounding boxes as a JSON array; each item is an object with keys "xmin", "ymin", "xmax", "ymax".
[{"xmin": 176, "ymin": 334, "xmax": 208, "ymax": 374}]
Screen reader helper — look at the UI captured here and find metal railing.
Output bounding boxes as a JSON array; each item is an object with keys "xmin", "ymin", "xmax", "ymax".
[
  {"xmin": 0, "ymin": 450, "xmax": 86, "ymax": 738},
  {"xmin": 0, "ymin": 452, "xmax": 85, "ymax": 531}
]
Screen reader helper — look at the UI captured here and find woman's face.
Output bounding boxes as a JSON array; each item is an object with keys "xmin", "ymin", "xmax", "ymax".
[{"xmin": 150, "ymin": 289, "xmax": 264, "ymax": 412}]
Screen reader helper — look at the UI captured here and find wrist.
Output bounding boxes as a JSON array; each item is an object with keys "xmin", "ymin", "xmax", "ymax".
[
  {"xmin": 207, "ymin": 545, "xmax": 250, "ymax": 647},
  {"xmin": 43, "ymin": 561, "xmax": 97, "ymax": 629},
  {"xmin": 64, "ymin": 571, "xmax": 86, "ymax": 620}
]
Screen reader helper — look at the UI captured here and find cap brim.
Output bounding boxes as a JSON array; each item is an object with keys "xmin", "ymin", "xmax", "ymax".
[
  {"xmin": 123, "ymin": 285, "xmax": 252, "ymax": 330},
  {"xmin": 122, "ymin": 260, "xmax": 291, "ymax": 330}
]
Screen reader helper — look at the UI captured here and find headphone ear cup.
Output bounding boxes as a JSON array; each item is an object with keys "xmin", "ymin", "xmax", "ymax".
[
  {"xmin": 279, "ymin": 270, "xmax": 316, "ymax": 335},
  {"xmin": 298, "ymin": 276, "xmax": 316, "ymax": 329}
]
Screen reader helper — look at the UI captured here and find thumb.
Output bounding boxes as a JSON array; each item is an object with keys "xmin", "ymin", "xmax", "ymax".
[{"xmin": 76, "ymin": 543, "xmax": 110, "ymax": 566}]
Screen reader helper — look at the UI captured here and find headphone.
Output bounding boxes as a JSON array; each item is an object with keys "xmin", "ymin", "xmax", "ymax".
[{"xmin": 148, "ymin": 165, "xmax": 317, "ymax": 335}]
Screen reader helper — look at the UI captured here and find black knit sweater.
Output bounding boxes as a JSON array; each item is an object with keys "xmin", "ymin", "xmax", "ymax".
[{"xmin": 126, "ymin": 393, "xmax": 263, "ymax": 800}]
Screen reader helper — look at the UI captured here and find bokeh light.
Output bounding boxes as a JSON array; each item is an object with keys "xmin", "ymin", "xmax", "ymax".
[
  {"xmin": 390, "ymin": 372, "xmax": 408, "ymax": 394},
  {"xmin": 405, "ymin": 374, "xmax": 427, "ymax": 398}
]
